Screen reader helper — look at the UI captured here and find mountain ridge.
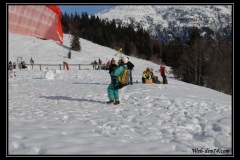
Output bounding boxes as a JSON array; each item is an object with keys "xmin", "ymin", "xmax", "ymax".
[{"xmin": 95, "ymin": 5, "xmax": 232, "ymax": 43}]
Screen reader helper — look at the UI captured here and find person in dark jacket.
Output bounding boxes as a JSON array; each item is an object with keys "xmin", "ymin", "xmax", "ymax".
[{"xmin": 127, "ymin": 57, "xmax": 134, "ymax": 85}]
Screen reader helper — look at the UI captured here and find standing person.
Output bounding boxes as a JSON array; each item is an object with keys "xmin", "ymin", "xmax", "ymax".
[
  {"xmin": 8, "ymin": 62, "xmax": 13, "ymax": 77},
  {"xmin": 30, "ymin": 57, "xmax": 34, "ymax": 65},
  {"xmin": 9, "ymin": 61, "xmax": 12, "ymax": 66},
  {"xmin": 8, "ymin": 62, "xmax": 16, "ymax": 77},
  {"xmin": 106, "ymin": 59, "xmax": 111, "ymax": 70},
  {"xmin": 13, "ymin": 62, "xmax": 16, "ymax": 69},
  {"xmin": 127, "ymin": 57, "xmax": 134, "ymax": 85},
  {"xmin": 63, "ymin": 61, "xmax": 69, "ymax": 70},
  {"xmin": 17, "ymin": 57, "xmax": 22, "ymax": 70},
  {"xmin": 98, "ymin": 59, "xmax": 102, "ymax": 70},
  {"xmin": 30, "ymin": 57, "xmax": 34, "ymax": 69},
  {"xmin": 93, "ymin": 60, "xmax": 98, "ymax": 70},
  {"xmin": 160, "ymin": 64, "xmax": 167, "ymax": 84},
  {"xmin": 107, "ymin": 56, "xmax": 129, "ymax": 105},
  {"xmin": 68, "ymin": 50, "xmax": 71, "ymax": 59}
]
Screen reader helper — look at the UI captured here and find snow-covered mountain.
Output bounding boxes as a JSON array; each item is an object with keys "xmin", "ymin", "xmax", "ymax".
[{"xmin": 95, "ymin": 5, "xmax": 232, "ymax": 43}]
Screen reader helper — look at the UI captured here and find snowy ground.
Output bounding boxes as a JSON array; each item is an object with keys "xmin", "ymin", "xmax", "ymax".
[{"xmin": 8, "ymin": 33, "xmax": 232, "ymax": 156}]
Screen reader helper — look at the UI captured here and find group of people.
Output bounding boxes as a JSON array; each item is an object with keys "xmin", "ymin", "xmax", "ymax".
[
  {"xmin": 92, "ymin": 58, "xmax": 129, "ymax": 71},
  {"xmin": 106, "ymin": 56, "xmax": 169, "ymax": 105},
  {"xmin": 142, "ymin": 67, "xmax": 160, "ymax": 84},
  {"xmin": 8, "ymin": 57, "xmax": 35, "ymax": 77},
  {"xmin": 142, "ymin": 64, "xmax": 167, "ymax": 84},
  {"xmin": 8, "ymin": 61, "xmax": 16, "ymax": 69},
  {"xmin": 91, "ymin": 59, "xmax": 103, "ymax": 70}
]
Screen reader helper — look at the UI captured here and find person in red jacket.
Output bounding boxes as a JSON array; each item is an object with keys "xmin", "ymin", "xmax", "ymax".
[
  {"xmin": 63, "ymin": 61, "xmax": 69, "ymax": 70},
  {"xmin": 160, "ymin": 64, "xmax": 167, "ymax": 84}
]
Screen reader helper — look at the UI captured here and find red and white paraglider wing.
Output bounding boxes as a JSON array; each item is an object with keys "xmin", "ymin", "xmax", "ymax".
[{"xmin": 8, "ymin": 5, "xmax": 63, "ymax": 44}]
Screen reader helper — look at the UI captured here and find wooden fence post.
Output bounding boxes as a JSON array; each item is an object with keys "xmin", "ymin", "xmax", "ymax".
[
  {"xmin": 79, "ymin": 64, "xmax": 81, "ymax": 70},
  {"xmin": 39, "ymin": 64, "xmax": 41, "ymax": 70},
  {"xmin": 59, "ymin": 64, "xmax": 61, "ymax": 70}
]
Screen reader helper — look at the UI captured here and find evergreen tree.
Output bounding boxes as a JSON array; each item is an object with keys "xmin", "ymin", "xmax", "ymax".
[
  {"xmin": 70, "ymin": 34, "xmax": 81, "ymax": 51},
  {"xmin": 68, "ymin": 50, "xmax": 71, "ymax": 59}
]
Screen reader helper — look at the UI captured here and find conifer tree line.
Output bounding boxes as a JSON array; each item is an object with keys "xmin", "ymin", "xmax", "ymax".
[
  {"xmin": 61, "ymin": 12, "xmax": 232, "ymax": 95},
  {"xmin": 163, "ymin": 27, "xmax": 232, "ymax": 95},
  {"xmin": 61, "ymin": 12, "xmax": 161, "ymax": 63}
]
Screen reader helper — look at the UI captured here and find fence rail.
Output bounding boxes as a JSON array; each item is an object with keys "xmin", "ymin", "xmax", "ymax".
[{"xmin": 24, "ymin": 63, "xmax": 97, "ymax": 70}]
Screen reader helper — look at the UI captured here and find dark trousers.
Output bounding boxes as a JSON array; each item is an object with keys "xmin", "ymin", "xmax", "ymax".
[
  {"xmin": 162, "ymin": 75, "xmax": 166, "ymax": 84},
  {"xmin": 129, "ymin": 70, "xmax": 133, "ymax": 85}
]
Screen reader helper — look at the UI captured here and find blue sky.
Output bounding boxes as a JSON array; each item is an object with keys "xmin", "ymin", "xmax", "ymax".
[{"xmin": 58, "ymin": 5, "xmax": 115, "ymax": 16}]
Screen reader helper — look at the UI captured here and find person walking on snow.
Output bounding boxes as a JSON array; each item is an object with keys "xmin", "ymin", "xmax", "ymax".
[{"xmin": 107, "ymin": 56, "xmax": 129, "ymax": 105}]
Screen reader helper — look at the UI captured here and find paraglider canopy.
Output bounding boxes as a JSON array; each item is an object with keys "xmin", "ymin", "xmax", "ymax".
[{"xmin": 8, "ymin": 5, "xmax": 63, "ymax": 44}]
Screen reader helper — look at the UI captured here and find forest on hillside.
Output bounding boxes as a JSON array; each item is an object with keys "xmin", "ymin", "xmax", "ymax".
[{"xmin": 61, "ymin": 12, "xmax": 232, "ymax": 95}]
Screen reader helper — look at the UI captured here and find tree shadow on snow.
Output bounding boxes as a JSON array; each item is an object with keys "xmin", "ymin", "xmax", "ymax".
[
  {"xmin": 39, "ymin": 95, "xmax": 106, "ymax": 104},
  {"xmin": 55, "ymin": 42, "xmax": 71, "ymax": 50}
]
